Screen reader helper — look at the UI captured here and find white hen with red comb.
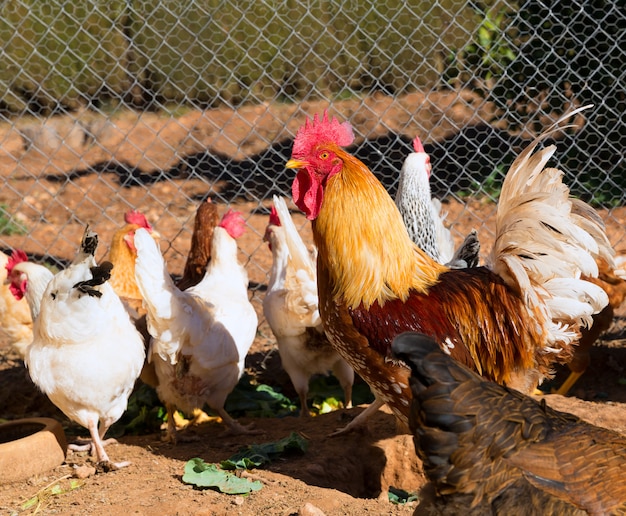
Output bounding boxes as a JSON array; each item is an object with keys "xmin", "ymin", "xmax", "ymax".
[
  {"xmin": 395, "ymin": 137, "xmax": 453, "ymax": 263},
  {"xmin": 134, "ymin": 208, "xmax": 258, "ymax": 442},
  {"xmin": 263, "ymin": 196, "xmax": 353, "ymax": 416},
  {"xmin": 395, "ymin": 136, "xmax": 480, "ymax": 268}
]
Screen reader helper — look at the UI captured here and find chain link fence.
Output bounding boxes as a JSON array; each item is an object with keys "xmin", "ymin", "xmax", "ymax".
[{"xmin": 1, "ymin": 0, "xmax": 624, "ymax": 338}]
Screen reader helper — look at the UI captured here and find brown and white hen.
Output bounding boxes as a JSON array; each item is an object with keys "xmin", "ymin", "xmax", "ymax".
[{"xmin": 134, "ymin": 209, "xmax": 259, "ymax": 442}]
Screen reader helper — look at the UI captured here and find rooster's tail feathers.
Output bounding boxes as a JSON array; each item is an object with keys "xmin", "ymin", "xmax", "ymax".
[{"xmin": 491, "ymin": 105, "xmax": 613, "ymax": 350}]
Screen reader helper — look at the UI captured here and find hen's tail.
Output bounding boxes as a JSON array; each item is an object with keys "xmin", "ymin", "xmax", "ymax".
[
  {"xmin": 490, "ymin": 105, "xmax": 613, "ymax": 351},
  {"xmin": 133, "ymin": 227, "xmax": 179, "ymax": 321},
  {"xmin": 272, "ymin": 195, "xmax": 315, "ymax": 277},
  {"xmin": 272, "ymin": 196, "xmax": 319, "ymax": 321},
  {"xmin": 447, "ymin": 229, "xmax": 480, "ymax": 269},
  {"xmin": 391, "ymin": 331, "xmax": 626, "ymax": 514}
]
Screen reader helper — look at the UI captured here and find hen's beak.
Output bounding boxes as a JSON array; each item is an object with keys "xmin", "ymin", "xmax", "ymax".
[{"xmin": 285, "ymin": 159, "xmax": 308, "ymax": 169}]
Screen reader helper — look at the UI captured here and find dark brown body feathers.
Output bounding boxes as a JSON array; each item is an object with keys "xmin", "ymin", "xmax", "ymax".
[{"xmin": 392, "ymin": 333, "xmax": 626, "ymax": 515}]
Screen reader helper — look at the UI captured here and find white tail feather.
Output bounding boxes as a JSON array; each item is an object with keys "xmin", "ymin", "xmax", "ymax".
[
  {"xmin": 133, "ymin": 227, "xmax": 178, "ymax": 321},
  {"xmin": 490, "ymin": 105, "xmax": 613, "ymax": 348},
  {"xmin": 273, "ymin": 195, "xmax": 316, "ymax": 279}
]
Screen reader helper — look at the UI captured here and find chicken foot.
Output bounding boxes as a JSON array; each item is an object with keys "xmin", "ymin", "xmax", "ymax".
[
  {"xmin": 217, "ymin": 408, "xmax": 262, "ymax": 436},
  {"xmin": 67, "ymin": 420, "xmax": 130, "ymax": 471},
  {"xmin": 328, "ymin": 397, "xmax": 385, "ymax": 437}
]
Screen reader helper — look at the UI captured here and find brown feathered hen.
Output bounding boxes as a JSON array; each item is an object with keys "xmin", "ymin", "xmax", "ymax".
[
  {"xmin": 391, "ymin": 332, "xmax": 626, "ymax": 515},
  {"xmin": 107, "ymin": 209, "xmax": 159, "ymax": 317},
  {"xmin": 0, "ymin": 250, "xmax": 34, "ymax": 358},
  {"xmin": 176, "ymin": 198, "xmax": 219, "ymax": 291}
]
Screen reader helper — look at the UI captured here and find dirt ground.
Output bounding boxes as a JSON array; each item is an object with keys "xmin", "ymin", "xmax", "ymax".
[{"xmin": 0, "ymin": 94, "xmax": 625, "ymax": 515}]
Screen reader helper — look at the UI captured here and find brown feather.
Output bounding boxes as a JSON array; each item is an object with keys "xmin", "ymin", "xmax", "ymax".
[
  {"xmin": 177, "ymin": 200, "xmax": 219, "ymax": 291},
  {"xmin": 393, "ymin": 334, "xmax": 626, "ymax": 515}
]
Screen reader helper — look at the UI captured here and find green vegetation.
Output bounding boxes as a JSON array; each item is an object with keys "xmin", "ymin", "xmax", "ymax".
[
  {"xmin": 444, "ymin": 3, "xmax": 518, "ymax": 96},
  {"xmin": 182, "ymin": 458, "xmax": 263, "ymax": 494},
  {"xmin": 0, "ymin": 204, "xmax": 27, "ymax": 235},
  {"xmin": 457, "ymin": 164, "xmax": 505, "ymax": 202},
  {"xmin": 182, "ymin": 433, "xmax": 308, "ymax": 494},
  {"xmin": 0, "ymin": 0, "xmax": 479, "ymax": 113}
]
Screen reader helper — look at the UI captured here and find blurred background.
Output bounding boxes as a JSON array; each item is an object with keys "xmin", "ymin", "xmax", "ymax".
[{"xmin": 0, "ymin": 0, "xmax": 624, "ymax": 342}]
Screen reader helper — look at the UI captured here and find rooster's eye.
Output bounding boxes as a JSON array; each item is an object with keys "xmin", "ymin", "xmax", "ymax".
[{"xmin": 319, "ymin": 151, "xmax": 329, "ymax": 160}]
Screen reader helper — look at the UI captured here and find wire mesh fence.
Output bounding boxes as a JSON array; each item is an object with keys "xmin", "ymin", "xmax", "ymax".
[{"xmin": 1, "ymin": 0, "xmax": 624, "ymax": 338}]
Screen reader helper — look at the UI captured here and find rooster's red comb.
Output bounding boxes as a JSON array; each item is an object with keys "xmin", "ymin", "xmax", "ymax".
[
  {"xmin": 219, "ymin": 209, "xmax": 246, "ymax": 239},
  {"xmin": 268, "ymin": 205, "xmax": 281, "ymax": 227},
  {"xmin": 291, "ymin": 111, "xmax": 355, "ymax": 158},
  {"xmin": 412, "ymin": 136, "xmax": 425, "ymax": 153},
  {"xmin": 6, "ymin": 249, "xmax": 28, "ymax": 273},
  {"xmin": 124, "ymin": 209, "xmax": 153, "ymax": 231}
]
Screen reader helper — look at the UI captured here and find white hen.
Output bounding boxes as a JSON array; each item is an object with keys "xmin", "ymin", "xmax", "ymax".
[
  {"xmin": 20, "ymin": 227, "xmax": 145, "ymax": 470},
  {"xmin": 134, "ymin": 209, "xmax": 258, "ymax": 442},
  {"xmin": 395, "ymin": 136, "xmax": 480, "ymax": 268},
  {"xmin": 263, "ymin": 196, "xmax": 353, "ymax": 417}
]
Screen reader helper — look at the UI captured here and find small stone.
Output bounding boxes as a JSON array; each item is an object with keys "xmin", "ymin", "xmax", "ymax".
[
  {"xmin": 231, "ymin": 496, "xmax": 244, "ymax": 506},
  {"xmin": 299, "ymin": 502, "xmax": 326, "ymax": 516},
  {"xmin": 72, "ymin": 464, "xmax": 96, "ymax": 479}
]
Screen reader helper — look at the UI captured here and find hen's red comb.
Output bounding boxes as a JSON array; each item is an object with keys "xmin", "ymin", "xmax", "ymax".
[
  {"xmin": 6, "ymin": 249, "xmax": 28, "ymax": 273},
  {"xmin": 292, "ymin": 111, "xmax": 355, "ymax": 158},
  {"xmin": 268, "ymin": 205, "xmax": 281, "ymax": 227},
  {"xmin": 124, "ymin": 209, "xmax": 153, "ymax": 231},
  {"xmin": 412, "ymin": 136, "xmax": 425, "ymax": 153},
  {"xmin": 219, "ymin": 209, "xmax": 246, "ymax": 239}
]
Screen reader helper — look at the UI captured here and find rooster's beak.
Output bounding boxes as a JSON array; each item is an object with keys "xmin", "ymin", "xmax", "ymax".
[{"xmin": 285, "ymin": 159, "xmax": 308, "ymax": 169}]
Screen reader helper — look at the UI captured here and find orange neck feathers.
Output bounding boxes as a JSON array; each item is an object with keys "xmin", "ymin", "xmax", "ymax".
[{"xmin": 313, "ymin": 149, "xmax": 447, "ymax": 309}]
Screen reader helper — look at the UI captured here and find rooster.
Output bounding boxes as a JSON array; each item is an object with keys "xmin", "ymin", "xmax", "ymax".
[
  {"xmin": 0, "ymin": 250, "xmax": 36, "ymax": 358},
  {"xmin": 285, "ymin": 109, "xmax": 613, "ymax": 431},
  {"xmin": 134, "ymin": 209, "xmax": 259, "ymax": 442},
  {"xmin": 19, "ymin": 227, "xmax": 145, "ymax": 470},
  {"xmin": 263, "ymin": 195, "xmax": 353, "ymax": 416},
  {"xmin": 395, "ymin": 136, "xmax": 480, "ymax": 268},
  {"xmin": 391, "ymin": 332, "xmax": 626, "ymax": 514}
]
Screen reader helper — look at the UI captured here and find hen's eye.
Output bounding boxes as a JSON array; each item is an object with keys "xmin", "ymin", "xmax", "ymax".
[{"xmin": 319, "ymin": 151, "xmax": 329, "ymax": 160}]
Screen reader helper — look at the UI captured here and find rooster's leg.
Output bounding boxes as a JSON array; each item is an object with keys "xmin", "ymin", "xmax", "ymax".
[
  {"xmin": 328, "ymin": 397, "xmax": 385, "ymax": 437},
  {"xmin": 553, "ymin": 370, "xmax": 585, "ymax": 396}
]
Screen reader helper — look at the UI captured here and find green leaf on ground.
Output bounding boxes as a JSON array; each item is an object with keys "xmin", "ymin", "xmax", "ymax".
[
  {"xmin": 220, "ymin": 432, "xmax": 309, "ymax": 470},
  {"xmin": 225, "ymin": 374, "xmax": 298, "ymax": 417},
  {"xmin": 182, "ymin": 458, "xmax": 262, "ymax": 494},
  {"xmin": 388, "ymin": 486, "xmax": 419, "ymax": 504}
]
